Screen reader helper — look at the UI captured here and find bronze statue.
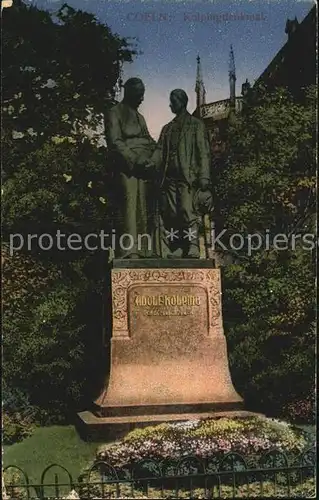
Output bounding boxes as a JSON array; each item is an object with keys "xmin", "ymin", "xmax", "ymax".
[
  {"xmin": 106, "ymin": 78, "xmax": 156, "ymax": 258},
  {"xmin": 149, "ymin": 89, "xmax": 212, "ymax": 258}
]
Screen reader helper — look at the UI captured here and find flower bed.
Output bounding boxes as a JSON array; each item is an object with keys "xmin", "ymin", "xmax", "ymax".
[
  {"xmin": 76, "ymin": 417, "xmax": 315, "ymax": 498},
  {"xmin": 96, "ymin": 416, "xmax": 307, "ymax": 467}
]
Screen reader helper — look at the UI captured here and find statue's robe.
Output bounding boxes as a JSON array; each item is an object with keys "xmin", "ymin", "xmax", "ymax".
[{"xmin": 106, "ymin": 102, "xmax": 156, "ymax": 257}]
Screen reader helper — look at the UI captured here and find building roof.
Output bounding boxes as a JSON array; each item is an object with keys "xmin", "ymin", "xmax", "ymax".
[
  {"xmin": 196, "ymin": 96, "xmax": 243, "ymax": 121},
  {"xmin": 254, "ymin": 5, "xmax": 316, "ymax": 95}
]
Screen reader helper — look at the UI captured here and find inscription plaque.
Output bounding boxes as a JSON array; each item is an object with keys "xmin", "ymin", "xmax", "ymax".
[
  {"xmin": 128, "ymin": 284, "xmax": 208, "ymax": 340},
  {"xmin": 133, "ymin": 292, "xmax": 201, "ymax": 316}
]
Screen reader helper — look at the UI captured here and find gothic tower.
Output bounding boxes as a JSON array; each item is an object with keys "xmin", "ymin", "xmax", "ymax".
[
  {"xmin": 195, "ymin": 55, "xmax": 206, "ymax": 114},
  {"xmin": 229, "ymin": 45, "xmax": 236, "ymax": 109}
]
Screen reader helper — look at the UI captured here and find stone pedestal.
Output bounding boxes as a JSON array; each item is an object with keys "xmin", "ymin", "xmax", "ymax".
[{"xmin": 77, "ymin": 260, "xmax": 247, "ymax": 441}]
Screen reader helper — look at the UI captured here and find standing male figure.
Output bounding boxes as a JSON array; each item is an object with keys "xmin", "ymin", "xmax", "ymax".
[
  {"xmin": 149, "ymin": 89, "xmax": 211, "ymax": 258},
  {"xmin": 106, "ymin": 78, "xmax": 156, "ymax": 258}
]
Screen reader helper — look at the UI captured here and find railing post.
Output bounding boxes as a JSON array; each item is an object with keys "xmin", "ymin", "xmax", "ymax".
[{"xmin": 55, "ymin": 473, "xmax": 59, "ymax": 498}]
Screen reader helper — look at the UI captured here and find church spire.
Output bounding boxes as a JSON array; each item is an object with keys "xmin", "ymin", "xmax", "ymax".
[
  {"xmin": 229, "ymin": 45, "xmax": 236, "ymax": 108},
  {"xmin": 195, "ymin": 55, "xmax": 206, "ymax": 111}
]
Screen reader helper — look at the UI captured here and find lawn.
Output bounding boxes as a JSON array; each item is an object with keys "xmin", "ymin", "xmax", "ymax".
[{"xmin": 3, "ymin": 425, "xmax": 100, "ymax": 484}]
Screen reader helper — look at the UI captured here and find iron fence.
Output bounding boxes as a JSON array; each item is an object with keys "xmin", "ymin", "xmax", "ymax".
[{"xmin": 3, "ymin": 447, "xmax": 316, "ymax": 499}]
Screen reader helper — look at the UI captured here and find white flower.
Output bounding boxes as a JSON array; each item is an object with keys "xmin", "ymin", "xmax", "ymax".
[
  {"xmin": 63, "ymin": 173, "xmax": 72, "ymax": 182},
  {"xmin": 12, "ymin": 131, "xmax": 24, "ymax": 139},
  {"xmin": 27, "ymin": 127, "xmax": 37, "ymax": 137},
  {"xmin": 170, "ymin": 420, "xmax": 200, "ymax": 430},
  {"xmin": 42, "ymin": 78, "xmax": 57, "ymax": 89}
]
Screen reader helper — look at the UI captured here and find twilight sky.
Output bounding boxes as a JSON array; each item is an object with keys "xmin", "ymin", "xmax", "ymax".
[{"xmin": 29, "ymin": 0, "xmax": 314, "ymax": 138}]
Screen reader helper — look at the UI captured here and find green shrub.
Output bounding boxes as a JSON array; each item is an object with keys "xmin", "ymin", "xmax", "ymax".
[
  {"xmin": 215, "ymin": 85, "xmax": 316, "ymax": 419},
  {"xmin": 282, "ymin": 394, "xmax": 316, "ymax": 424},
  {"xmin": 3, "ymin": 470, "xmax": 29, "ymax": 500},
  {"xmin": 3, "ymin": 413, "xmax": 36, "ymax": 445},
  {"xmin": 2, "ymin": 244, "xmax": 106, "ymax": 422}
]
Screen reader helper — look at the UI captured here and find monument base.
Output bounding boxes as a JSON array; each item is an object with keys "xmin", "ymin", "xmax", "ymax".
[
  {"xmin": 76, "ymin": 260, "xmax": 252, "ymax": 442},
  {"xmin": 76, "ymin": 408, "xmax": 263, "ymax": 442}
]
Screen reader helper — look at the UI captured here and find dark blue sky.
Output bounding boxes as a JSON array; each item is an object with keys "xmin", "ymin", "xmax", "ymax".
[{"xmin": 30, "ymin": 0, "xmax": 314, "ymax": 138}]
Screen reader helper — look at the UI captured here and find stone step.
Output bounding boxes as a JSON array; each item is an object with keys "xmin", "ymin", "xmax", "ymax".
[
  {"xmin": 94, "ymin": 401, "xmax": 244, "ymax": 418},
  {"xmin": 76, "ymin": 410, "xmax": 264, "ymax": 442}
]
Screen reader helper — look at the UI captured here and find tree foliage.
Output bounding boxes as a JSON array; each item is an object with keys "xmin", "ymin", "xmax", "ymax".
[
  {"xmin": 215, "ymin": 85, "xmax": 316, "ymax": 418},
  {"xmin": 2, "ymin": 0, "xmax": 136, "ymax": 153},
  {"xmin": 2, "ymin": 0, "xmax": 135, "ymax": 228},
  {"xmin": 2, "ymin": 0, "xmax": 135, "ymax": 419},
  {"xmin": 2, "ymin": 242, "xmax": 108, "ymax": 420}
]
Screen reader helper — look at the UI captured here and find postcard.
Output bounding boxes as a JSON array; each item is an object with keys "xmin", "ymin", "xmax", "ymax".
[{"xmin": 2, "ymin": 0, "xmax": 316, "ymax": 498}]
